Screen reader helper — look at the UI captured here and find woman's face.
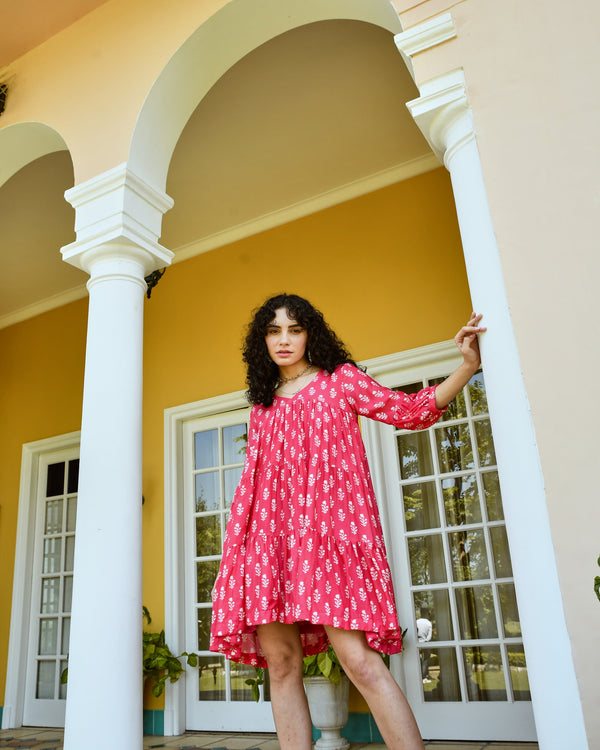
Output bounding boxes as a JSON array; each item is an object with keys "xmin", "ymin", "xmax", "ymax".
[{"xmin": 265, "ymin": 307, "xmax": 308, "ymax": 369}]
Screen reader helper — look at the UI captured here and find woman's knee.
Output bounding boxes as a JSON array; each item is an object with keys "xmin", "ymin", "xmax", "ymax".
[
  {"xmin": 256, "ymin": 624, "xmax": 303, "ymax": 682},
  {"xmin": 339, "ymin": 646, "xmax": 387, "ymax": 691}
]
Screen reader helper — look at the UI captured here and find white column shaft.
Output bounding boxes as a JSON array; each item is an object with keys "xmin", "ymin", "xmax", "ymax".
[
  {"xmin": 445, "ymin": 123, "xmax": 588, "ymax": 750},
  {"xmin": 64, "ymin": 253, "xmax": 146, "ymax": 750}
]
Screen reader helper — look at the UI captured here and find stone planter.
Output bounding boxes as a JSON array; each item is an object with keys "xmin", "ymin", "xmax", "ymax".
[{"xmin": 303, "ymin": 675, "xmax": 350, "ymax": 750}]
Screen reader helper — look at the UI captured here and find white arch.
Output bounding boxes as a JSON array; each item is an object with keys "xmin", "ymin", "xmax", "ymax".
[
  {"xmin": 129, "ymin": 0, "xmax": 403, "ymax": 191},
  {"xmin": 0, "ymin": 122, "xmax": 69, "ymax": 189}
]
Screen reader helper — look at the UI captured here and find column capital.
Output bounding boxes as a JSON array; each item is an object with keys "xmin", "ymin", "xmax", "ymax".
[
  {"xmin": 61, "ymin": 163, "xmax": 174, "ymax": 277},
  {"xmin": 394, "ymin": 12, "xmax": 456, "ymax": 80},
  {"xmin": 406, "ymin": 69, "xmax": 475, "ymax": 169}
]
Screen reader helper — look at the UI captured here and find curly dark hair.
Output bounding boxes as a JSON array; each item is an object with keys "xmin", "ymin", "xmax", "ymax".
[{"xmin": 243, "ymin": 293, "xmax": 357, "ymax": 407}]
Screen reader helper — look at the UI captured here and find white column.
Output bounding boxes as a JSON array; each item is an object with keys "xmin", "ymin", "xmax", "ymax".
[
  {"xmin": 60, "ymin": 165, "xmax": 173, "ymax": 750},
  {"xmin": 403, "ymin": 67, "xmax": 588, "ymax": 750}
]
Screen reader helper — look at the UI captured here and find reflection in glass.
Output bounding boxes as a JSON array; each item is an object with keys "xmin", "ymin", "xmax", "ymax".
[
  {"xmin": 65, "ymin": 536, "xmax": 75, "ymax": 572},
  {"xmin": 408, "ymin": 535, "xmax": 447, "ymax": 585},
  {"xmin": 59, "ymin": 659, "xmax": 68, "ymax": 700},
  {"xmin": 39, "ymin": 619, "xmax": 58, "ymax": 655},
  {"xmin": 463, "ymin": 646, "xmax": 506, "ymax": 701},
  {"xmin": 43, "ymin": 538, "xmax": 62, "ymax": 574},
  {"xmin": 198, "ymin": 655, "xmax": 226, "ymax": 701},
  {"xmin": 435, "ymin": 423, "xmax": 474, "ymax": 474},
  {"xmin": 46, "ymin": 462, "xmax": 65, "ymax": 498},
  {"xmin": 474, "ymin": 419, "xmax": 497, "ymax": 467},
  {"xmin": 195, "ymin": 472, "xmax": 219, "ymax": 512},
  {"xmin": 403, "ymin": 481, "xmax": 439, "ymax": 531},
  {"xmin": 224, "ymin": 467, "xmax": 243, "ymax": 508},
  {"xmin": 468, "ymin": 372, "xmax": 488, "ymax": 415},
  {"xmin": 66, "ymin": 497, "xmax": 77, "ymax": 532},
  {"xmin": 196, "ymin": 515, "xmax": 222, "ymax": 557},
  {"xmin": 63, "ymin": 576, "xmax": 73, "ymax": 612},
  {"xmin": 455, "ymin": 585, "xmax": 498, "ymax": 640},
  {"xmin": 62, "ymin": 617, "xmax": 71, "ymax": 655},
  {"xmin": 231, "ymin": 661, "xmax": 258, "ymax": 702},
  {"xmin": 498, "ymin": 583, "xmax": 521, "ymax": 637},
  {"xmin": 197, "ymin": 607, "xmax": 212, "ymax": 651},
  {"xmin": 431, "ymin": 376, "xmax": 466, "ymax": 421},
  {"xmin": 490, "ymin": 526, "xmax": 513, "ymax": 578},
  {"xmin": 223, "ymin": 424, "xmax": 248, "ymax": 465},
  {"xmin": 45, "ymin": 500, "xmax": 63, "ymax": 534},
  {"xmin": 41, "ymin": 578, "xmax": 60, "ymax": 614},
  {"xmin": 422, "ymin": 647, "xmax": 461, "ymax": 702},
  {"xmin": 397, "ymin": 432, "xmax": 433, "ymax": 480},
  {"xmin": 507, "ymin": 645, "xmax": 531, "ymax": 700},
  {"xmin": 37, "ymin": 660, "xmax": 55, "ymax": 699},
  {"xmin": 67, "ymin": 459, "xmax": 79, "ymax": 494},
  {"xmin": 443, "ymin": 474, "xmax": 481, "ymax": 526},
  {"xmin": 413, "ymin": 589, "xmax": 454, "ymax": 641},
  {"xmin": 482, "ymin": 471, "xmax": 504, "ymax": 521},
  {"xmin": 449, "ymin": 528, "xmax": 489, "ymax": 581},
  {"xmin": 194, "ymin": 430, "xmax": 219, "ymax": 470},
  {"xmin": 197, "ymin": 560, "xmax": 221, "ymax": 603}
]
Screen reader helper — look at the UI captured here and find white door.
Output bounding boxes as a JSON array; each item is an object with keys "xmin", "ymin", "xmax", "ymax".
[
  {"xmin": 373, "ymin": 370, "xmax": 536, "ymax": 741},
  {"xmin": 183, "ymin": 409, "xmax": 275, "ymax": 731},
  {"xmin": 22, "ymin": 449, "xmax": 79, "ymax": 727}
]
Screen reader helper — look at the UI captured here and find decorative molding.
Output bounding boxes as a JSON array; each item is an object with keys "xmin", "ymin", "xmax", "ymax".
[
  {"xmin": 172, "ymin": 154, "xmax": 440, "ymax": 263},
  {"xmin": 394, "ymin": 13, "xmax": 457, "ymax": 79},
  {"xmin": 61, "ymin": 163, "xmax": 174, "ymax": 275},
  {"xmin": 0, "ymin": 284, "xmax": 88, "ymax": 330}
]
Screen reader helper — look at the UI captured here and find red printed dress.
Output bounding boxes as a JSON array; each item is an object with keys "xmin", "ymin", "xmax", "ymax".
[{"xmin": 210, "ymin": 363, "xmax": 445, "ymax": 666}]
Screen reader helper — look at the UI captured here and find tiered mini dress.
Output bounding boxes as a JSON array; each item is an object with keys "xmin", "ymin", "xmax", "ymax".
[{"xmin": 210, "ymin": 363, "xmax": 445, "ymax": 667}]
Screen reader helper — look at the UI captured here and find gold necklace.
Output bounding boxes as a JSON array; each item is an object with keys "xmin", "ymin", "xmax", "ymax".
[{"xmin": 278, "ymin": 362, "xmax": 312, "ymax": 383}]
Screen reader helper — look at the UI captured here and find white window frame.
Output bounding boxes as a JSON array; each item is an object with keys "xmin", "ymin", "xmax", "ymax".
[{"xmin": 3, "ymin": 432, "xmax": 80, "ymax": 730}]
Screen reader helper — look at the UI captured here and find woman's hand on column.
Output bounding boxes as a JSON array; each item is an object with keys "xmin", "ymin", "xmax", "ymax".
[{"xmin": 434, "ymin": 313, "xmax": 486, "ymax": 409}]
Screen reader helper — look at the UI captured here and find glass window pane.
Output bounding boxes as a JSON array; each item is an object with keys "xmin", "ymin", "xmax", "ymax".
[
  {"xmin": 46, "ymin": 462, "xmax": 65, "ymax": 497},
  {"xmin": 196, "ymin": 515, "xmax": 222, "ymax": 557},
  {"xmin": 197, "ymin": 560, "xmax": 221, "ymax": 603},
  {"xmin": 413, "ymin": 589, "xmax": 454, "ymax": 641},
  {"xmin": 223, "ymin": 424, "xmax": 248, "ymax": 465},
  {"xmin": 397, "ymin": 432, "xmax": 433, "ymax": 480},
  {"xmin": 39, "ymin": 619, "xmax": 58, "ymax": 655},
  {"xmin": 42, "ymin": 538, "xmax": 62, "ymax": 574},
  {"xmin": 435, "ymin": 423, "xmax": 474, "ymax": 474},
  {"xmin": 195, "ymin": 471, "xmax": 219, "ymax": 512},
  {"xmin": 36, "ymin": 661, "xmax": 55, "ymax": 699},
  {"xmin": 61, "ymin": 617, "xmax": 71, "ymax": 655},
  {"xmin": 224, "ymin": 467, "xmax": 243, "ymax": 508},
  {"xmin": 463, "ymin": 646, "xmax": 506, "ymax": 701},
  {"xmin": 45, "ymin": 500, "xmax": 63, "ymax": 534},
  {"xmin": 194, "ymin": 430, "xmax": 218, "ymax": 470},
  {"xmin": 474, "ymin": 419, "xmax": 497, "ymax": 467},
  {"xmin": 468, "ymin": 371, "xmax": 489, "ymax": 415},
  {"xmin": 408, "ymin": 534, "xmax": 447, "ymax": 585},
  {"xmin": 443, "ymin": 474, "xmax": 481, "ymax": 526},
  {"xmin": 422, "ymin": 647, "xmax": 461, "ymax": 702},
  {"xmin": 498, "ymin": 583, "xmax": 521, "ymax": 638},
  {"xmin": 490, "ymin": 526, "xmax": 513, "ymax": 578},
  {"xmin": 449, "ymin": 529, "xmax": 490, "ymax": 582},
  {"xmin": 403, "ymin": 481, "xmax": 440, "ymax": 531},
  {"xmin": 63, "ymin": 576, "xmax": 73, "ymax": 612},
  {"xmin": 482, "ymin": 471, "xmax": 504, "ymax": 521},
  {"xmin": 59, "ymin": 659, "xmax": 68, "ymax": 700},
  {"xmin": 231, "ymin": 661, "xmax": 258, "ymax": 702},
  {"xmin": 197, "ymin": 607, "xmax": 212, "ymax": 651},
  {"xmin": 66, "ymin": 497, "xmax": 77, "ymax": 532},
  {"xmin": 67, "ymin": 459, "xmax": 79, "ymax": 494},
  {"xmin": 198, "ymin": 655, "xmax": 225, "ymax": 701},
  {"xmin": 455, "ymin": 585, "xmax": 498, "ymax": 639},
  {"xmin": 65, "ymin": 536, "xmax": 75, "ymax": 572},
  {"xmin": 507, "ymin": 645, "xmax": 531, "ymax": 700},
  {"xmin": 431, "ymin": 376, "xmax": 467, "ymax": 421},
  {"xmin": 41, "ymin": 578, "xmax": 60, "ymax": 614}
]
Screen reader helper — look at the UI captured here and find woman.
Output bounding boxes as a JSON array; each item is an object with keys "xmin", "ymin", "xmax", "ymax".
[{"xmin": 210, "ymin": 293, "xmax": 485, "ymax": 750}]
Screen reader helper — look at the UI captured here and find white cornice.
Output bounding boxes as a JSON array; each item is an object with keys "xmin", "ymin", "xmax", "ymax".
[
  {"xmin": 0, "ymin": 284, "xmax": 88, "ymax": 330},
  {"xmin": 394, "ymin": 13, "xmax": 457, "ymax": 79}
]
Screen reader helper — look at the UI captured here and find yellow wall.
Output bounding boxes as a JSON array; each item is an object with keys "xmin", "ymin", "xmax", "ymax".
[{"xmin": 1, "ymin": 168, "xmax": 471, "ymax": 710}]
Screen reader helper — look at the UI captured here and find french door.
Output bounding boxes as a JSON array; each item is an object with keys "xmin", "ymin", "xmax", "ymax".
[
  {"xmin": 182, "ymin": 409, "xmax": 275, "ymax": 731},
  {"xmin": 373, "ymin": 370, "xmax": 536, "ymax": 741},
  {"xmin": 22, "ymin": 448, "xmax": 79, "ymax": 727}
]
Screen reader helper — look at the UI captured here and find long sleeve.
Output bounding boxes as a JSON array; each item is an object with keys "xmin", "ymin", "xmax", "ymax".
[{"xmin": 337, "ymin": 363, "xmax": 446, "ymax": 431}]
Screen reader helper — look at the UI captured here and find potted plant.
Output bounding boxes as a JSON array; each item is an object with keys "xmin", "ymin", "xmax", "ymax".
[{"xmin": 302, "ymin": 647, "xmax": 350, "ymax": 750}]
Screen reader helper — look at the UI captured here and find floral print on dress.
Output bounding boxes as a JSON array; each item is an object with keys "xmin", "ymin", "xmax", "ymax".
[{"xmin": 210, "ymin": 363, "xmax": 444, "ymax": 667}]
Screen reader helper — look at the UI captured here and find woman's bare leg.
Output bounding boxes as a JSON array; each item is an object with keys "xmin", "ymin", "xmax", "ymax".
[
  {"xmin": 256, "ymin": 622, "xmax": 312, "ymax": 750},
  {"xmin": 324, "ymin": 625, "xmax": 425, "ymax": 750}
]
